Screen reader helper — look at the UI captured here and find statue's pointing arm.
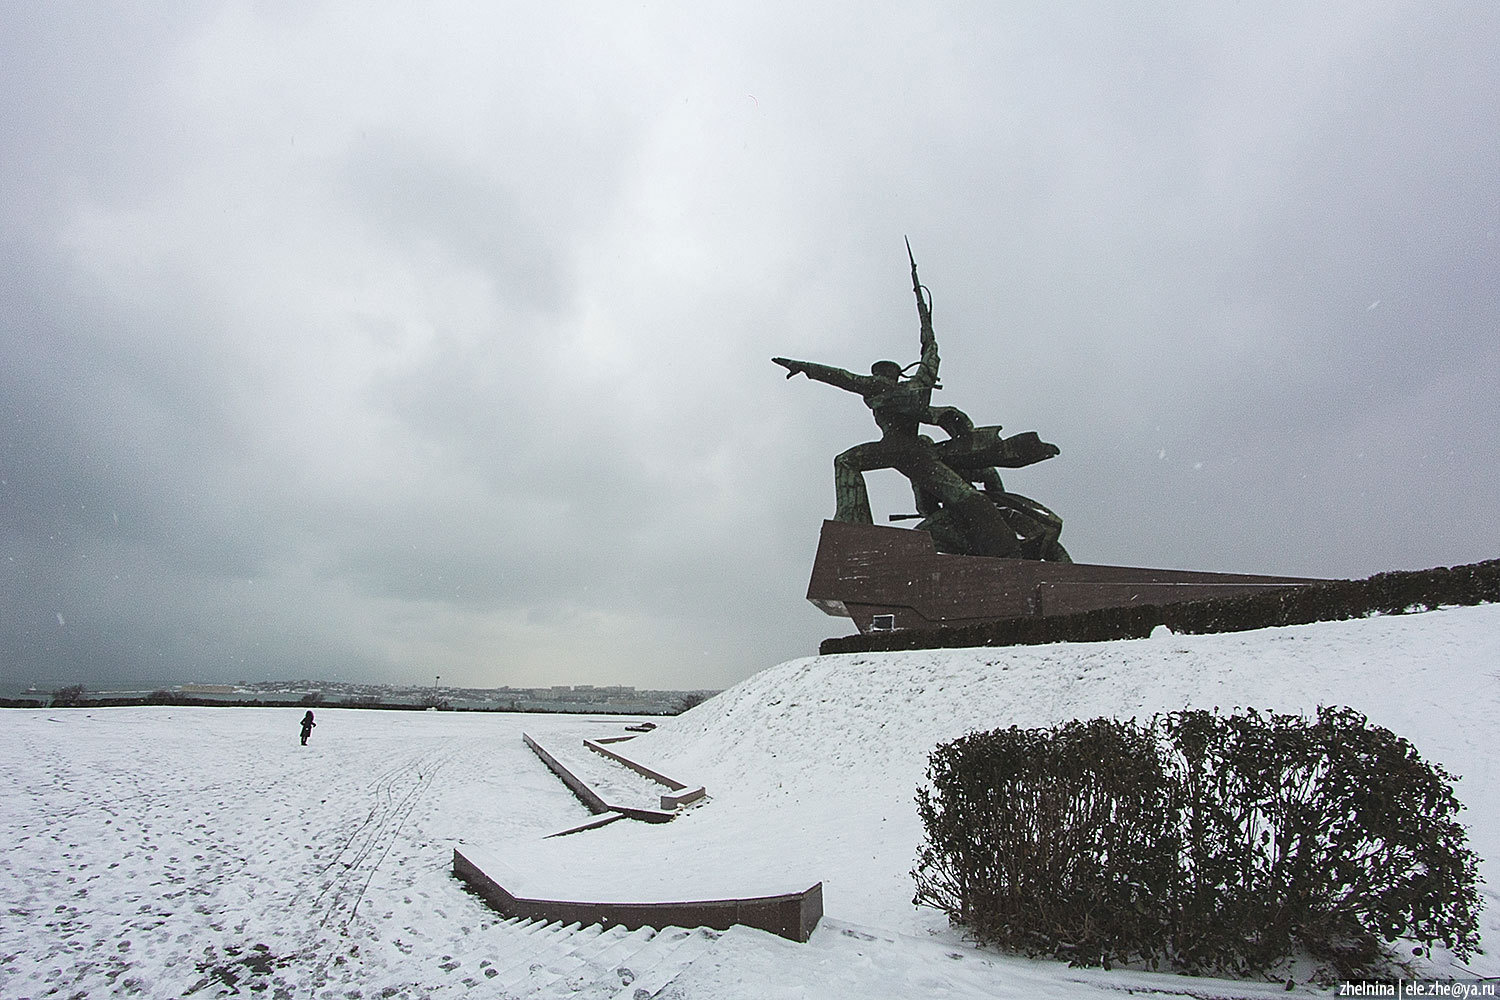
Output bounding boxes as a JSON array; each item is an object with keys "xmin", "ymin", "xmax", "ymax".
[{"xmin": 772, "ymin": 357, "xmax": 871, "ymax": 395}]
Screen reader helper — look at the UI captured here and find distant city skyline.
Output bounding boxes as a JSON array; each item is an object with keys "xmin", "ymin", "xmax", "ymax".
[{"xmin": 4, "ymin": 677, "xmax": 716, "ymax": 716}]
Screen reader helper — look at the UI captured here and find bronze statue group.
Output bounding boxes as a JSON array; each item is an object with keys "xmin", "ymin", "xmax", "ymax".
[{"xmin": 774, "ymin": 240, "xmax": 1068, "ymax": 562}]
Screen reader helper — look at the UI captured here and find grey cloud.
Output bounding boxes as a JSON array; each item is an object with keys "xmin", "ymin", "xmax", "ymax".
[
  {"xmin": 339, "ymin": 139, "xmax": 571, "ymax": 317},
  {"xmin": 4, "ymin": 0, "xmax": 1498, "ymax": 694}
]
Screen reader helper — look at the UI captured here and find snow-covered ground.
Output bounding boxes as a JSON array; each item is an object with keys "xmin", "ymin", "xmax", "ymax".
[{"xmin": 2, "ymin": 604, "xmax": 1497, "ymax": 998}]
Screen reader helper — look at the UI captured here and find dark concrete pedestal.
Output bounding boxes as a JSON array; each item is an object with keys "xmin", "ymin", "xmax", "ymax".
[{"xmin": 807, "ymin": 520, "xmax": 1324, "ymax": 634}]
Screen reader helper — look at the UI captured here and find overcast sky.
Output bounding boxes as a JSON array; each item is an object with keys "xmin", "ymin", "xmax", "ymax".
[{"xmin": 3, "ymin": 2, "xmax": 1498, "ymax": 693}]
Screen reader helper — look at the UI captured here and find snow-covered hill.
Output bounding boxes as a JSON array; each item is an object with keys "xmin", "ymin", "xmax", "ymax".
[
  {"xmin": 2, "ymin": 604, "xmax": 1495, "ymax": 997},
  {"xmin": 590, "ymin": 603, "xmax": 1500, "ymax": 975}
]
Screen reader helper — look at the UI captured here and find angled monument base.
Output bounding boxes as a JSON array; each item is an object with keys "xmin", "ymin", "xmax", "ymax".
[{"xmin": 807, "ymin": 520, "xmax": 1324, "ymax": 634}]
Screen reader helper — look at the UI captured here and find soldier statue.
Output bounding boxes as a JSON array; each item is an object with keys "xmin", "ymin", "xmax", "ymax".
[{"xmin": 774, "ymin": 241, "xmax": 1068, "ymax": 561}]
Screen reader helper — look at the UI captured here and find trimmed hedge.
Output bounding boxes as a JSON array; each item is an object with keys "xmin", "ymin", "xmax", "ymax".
[
  {"xmin": 824, "ymin": 558, "xmax": 1500, "ymax": 654},
  {"xmin": 913, "ymin": 718, "xmax": 1180, "ymax": 967},
  {"xmin": 912, "ymin": 708, "xmax": 1483, "ymax": 979}
]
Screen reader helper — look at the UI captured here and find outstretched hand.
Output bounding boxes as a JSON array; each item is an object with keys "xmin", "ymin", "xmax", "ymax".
[
  {"xmin": 774, "ymin": 355, "xmax": 810, "ymax": 379},
  {"xmin": 772, "ymin": 357, "xmax": 805, "ymax": 379}
]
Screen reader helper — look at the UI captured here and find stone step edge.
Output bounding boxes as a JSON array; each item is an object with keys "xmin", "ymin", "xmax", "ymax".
[
  {"xmin": 523, "ymin": 732, "xmax": 677, "ymax": 824},
  {"xmin": 583, "ymin": 738, "xmax": 707, "ymax": 810},
  {"xmin": 454, "ymin": 846, "xmax": 823, "ymax": 943},
  {"xmin": 544, "ymin": 812, "xmax": 629, "ymax": 838}
]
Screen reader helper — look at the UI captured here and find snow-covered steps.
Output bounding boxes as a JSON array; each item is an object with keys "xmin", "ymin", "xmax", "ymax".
[
  {"xmin": 592, "ymin": 925, "xmax": 719, "ymax": 999},
  {"xmin": 584, "ymin": 737, "xmax": 706, "ymax": 810},
  {"xmin": 440, "ymin": 915, "xmax": 722, "ymax": 999},
  {"xmin": 454, "ymin": 845, "xmax": 823, "ymax": 943},
  {"xmin": 523, "ymin": 732, "xmax": 678, "ymax": 823}
]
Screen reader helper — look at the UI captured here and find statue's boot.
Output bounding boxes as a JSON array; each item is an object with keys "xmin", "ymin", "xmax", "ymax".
[{"xmin": 947, "ymin": 493, "xmax": 1021, "ymax": 558}]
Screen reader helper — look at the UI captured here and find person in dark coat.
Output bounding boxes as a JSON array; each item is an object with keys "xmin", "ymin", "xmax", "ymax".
[{"xmin": 300, "ymin": 710, "xmax": 316, "ymax": 746}]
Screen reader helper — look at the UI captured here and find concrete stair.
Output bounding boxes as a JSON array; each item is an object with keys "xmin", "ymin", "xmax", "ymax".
[
  {"xmin": 602, "ymin": 925, "xmax": 719, "ymax": 1000},
  {"xmin": 442, "ymin": 915, "xmax": 721, "ymax": 999}
]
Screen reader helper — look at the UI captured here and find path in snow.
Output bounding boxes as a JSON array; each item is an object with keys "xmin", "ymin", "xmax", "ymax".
[{"xmin": 0, "ymin": 708, "xmax": 625, "ymax": 998}]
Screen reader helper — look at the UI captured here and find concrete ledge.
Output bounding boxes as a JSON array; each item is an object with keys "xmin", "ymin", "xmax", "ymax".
[
  {"xmin": 523, "ymin": 733, "xmax": 676, "ymax": 824},
  {"xmin": 660, "ymin": 785, "xmax": 707, "ymax": 809},
  {"xmin": 544, "ymin": 812, "xmax": 626, "ymax": 838},
  {"xmin": 523, "ymin": 733, "xmax": 608, "ymax": 814},
  {"xmin": 583, "ymin": 738, "xmax": 707, "ymax": 810},
  {"xmin": 454, "ymin": 847, "xmax": 823, "ymax": 943}
]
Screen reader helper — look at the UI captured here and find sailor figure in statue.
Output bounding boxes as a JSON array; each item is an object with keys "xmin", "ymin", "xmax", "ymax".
[{"xmin": 774, "ymin": 240, "xmax": 1069, "ymax": 561}]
